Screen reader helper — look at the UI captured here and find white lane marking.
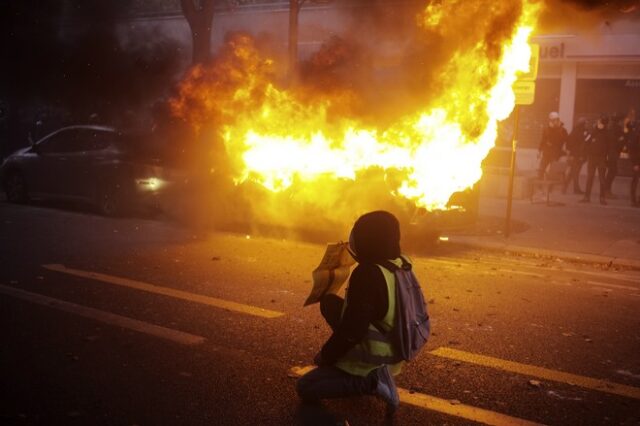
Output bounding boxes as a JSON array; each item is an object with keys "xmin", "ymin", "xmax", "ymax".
[
  {"xmin": 427, "ymin": 259, "xmax": 469, "ymax": 266},
  {"xmin": 497, "ymin": 269, "xmax": 545, "ymax": 278},
  {"xmin": 587, "ymin": 281, "xmax": 639, "ymax": 291},
  {"xmin": 548, "ymin": 268, "xmax": 640, "ymax": 283},
  {"xmin": 590, "ymin": 287, "xmax": 613, "ymax": 293},
  {"xmin": 427, "ymin": 257, "xmax": 640, "ymax": 285},
  {"xmin": 0, "ymin": 284, "xmax": 205, "ymax": 345},
  {"xmin": 289, "ymin": 366, "xmax": 544, "ymax": 426},
  {"xmin": 43, "ymin": 264, "xmax": 284, "ymax": 319}
]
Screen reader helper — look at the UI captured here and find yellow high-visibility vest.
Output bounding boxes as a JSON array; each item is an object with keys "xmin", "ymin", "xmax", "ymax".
[{"xmin": 334, "ymin": 257, "xmax": 405, "ymax": 377}]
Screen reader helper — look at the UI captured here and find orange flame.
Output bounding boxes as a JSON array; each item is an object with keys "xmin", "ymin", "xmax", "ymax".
[{"xmin": 171, "ymin": 1, "xmax": 541, "ymax": 216}]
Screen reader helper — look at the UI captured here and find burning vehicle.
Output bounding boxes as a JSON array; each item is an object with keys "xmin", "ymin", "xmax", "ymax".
[
  {"xmin": 166, "ymin": 0, "xmax": 539, "ymax": 240},
  {"xmin": 0, "ymin": 125, "xmax": 171, "ymax": 216}
]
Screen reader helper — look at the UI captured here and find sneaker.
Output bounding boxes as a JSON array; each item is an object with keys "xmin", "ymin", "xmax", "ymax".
[
  {"xmin": 600, "ymin": 198, "xmax": 608, "ymax": 205},
  {"xmin": 574, "ymin": 189, "xmax": 584, "ymax": 195},
  {"xmin": 374, "ymin": 365, "xmax": 400, "ymax": 413},
  {"xmin": 579, "ymin": 197, "xmax": 590, "ymax": 203}
]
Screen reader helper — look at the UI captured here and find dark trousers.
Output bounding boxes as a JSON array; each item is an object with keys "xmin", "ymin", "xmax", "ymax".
[
  {"xmin": 605, "ymin": 158, "xmax": 618, "ymax": 194},
  {"xmin": 296, "ymin": 295, "xmax": 377, "ymax": 401},
  {"xmin": 631, "ymin": 168, "xmax": 640, "ymax": 204},
  {"xmin": 584, "ymin": 158, "xmax": 607, "ymax": 200},
  {"xmin": 537, "ymin": 154, "xmax": 553, "ymax": 179},
  {"xmin": 564, "ymin": 156, "xmax": 584, "ymax": 193}
]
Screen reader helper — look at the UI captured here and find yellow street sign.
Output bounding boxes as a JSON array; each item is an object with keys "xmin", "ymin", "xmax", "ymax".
[
  {"xmin": 517, "ymin": 43, "xmax": 540, "ymax": 81},
  {"xmin": 513, "ymin": 80, "xmax": 536, "ymax": 105}
]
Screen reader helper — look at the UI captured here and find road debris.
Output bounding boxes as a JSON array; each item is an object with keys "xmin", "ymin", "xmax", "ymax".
[{"xmin": 528, "ymin": 379, "xmax": 542, "ymax": 388}]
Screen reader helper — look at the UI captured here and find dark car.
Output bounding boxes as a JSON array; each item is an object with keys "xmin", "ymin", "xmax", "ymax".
[{"xmin": 0, "ymin": 125, "xmax": 170, "ymax": 215}]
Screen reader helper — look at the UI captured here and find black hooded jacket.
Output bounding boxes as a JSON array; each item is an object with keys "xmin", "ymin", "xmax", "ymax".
[
  {"xmin": 320, "ymin": 211, "xmax": 401, "ymax": 365},
  {"xmin": 587, "ymin": 126, "xmax": 611, "ymax": 161},
  {"xmin": 539, "ymin": 124, "xmax": 568, "ymax": 159},
  {"xmin": 629, "ymin": 129, "xmax": 640, "ymax": 167}
]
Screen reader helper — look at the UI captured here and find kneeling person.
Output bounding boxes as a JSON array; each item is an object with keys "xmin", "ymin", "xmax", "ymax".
[{"xmin": 296, "ymin": 211, "xmax": 408, "ymax": 411}]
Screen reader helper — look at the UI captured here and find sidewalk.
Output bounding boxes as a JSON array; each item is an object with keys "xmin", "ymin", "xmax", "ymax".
[{"xmin": 448, "ymin": 177, "xmax": 640, "ymax": 269}]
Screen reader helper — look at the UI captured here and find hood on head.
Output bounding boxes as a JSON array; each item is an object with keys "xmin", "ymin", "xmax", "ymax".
[{"xmin": 349, "ymin": 210, "xmax": 401, "ymax": 264}]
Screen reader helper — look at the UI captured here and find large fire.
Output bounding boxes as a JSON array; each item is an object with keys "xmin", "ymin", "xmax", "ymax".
[{"xmin": 170, "ymin": 0, "xmax": 541, "ymax": 225}]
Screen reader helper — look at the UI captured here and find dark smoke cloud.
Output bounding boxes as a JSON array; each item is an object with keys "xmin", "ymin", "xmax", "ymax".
[
  {"xmin": 539, "ymin": 0, "xmax": 640, "ymax": 31},
  {"xmin": 0, "ymin": 0, "xmax": 183, "ymax": 154},
  {"xmin": 559, "ymin": 0, "xmax": 639, "ymax": 11}
]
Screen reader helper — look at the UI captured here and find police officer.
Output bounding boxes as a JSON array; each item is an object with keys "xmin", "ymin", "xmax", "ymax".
[
  {"xmin": 628, "ymin": 122, "xmax": 640, "ymax": 207},
  {"xmin": 604, "ymin": 114, "xmax": 627, "ymax": 198},
  {"xmin": 538, "ymin": 111, "xmax": 568, "ymax": 179},
  {"xmin": 563, "ymin": 118, "xmax": 590, "ymax": 194},
  {"xmin": 580, "ymin": 115, "xmax": 610, "ymax": 205}
]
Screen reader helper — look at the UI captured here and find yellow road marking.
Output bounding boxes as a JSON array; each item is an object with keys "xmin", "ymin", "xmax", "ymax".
[
  {"xmin": 43, "ymin": 264, "xmax": 284, "ymax": 319},
  {"xmin": 289, "ymin": 366, "xmax": 544, "ymax": 426},
  {"xmin": 430, "ymin": 347, "xmax": 640, "ymax": 400},
  {"xmin": 0, "ymin": 284, "xmax": 205, "ymax": 345}
]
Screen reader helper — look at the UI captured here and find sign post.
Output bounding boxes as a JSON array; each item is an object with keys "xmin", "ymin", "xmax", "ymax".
[
  {"xmin": 504, "ymin": 105, "xmax": 520, "ymax": 238},
  {"xmin": 505, "ymin": 44, "xmax": 539, "ymax": 238}
]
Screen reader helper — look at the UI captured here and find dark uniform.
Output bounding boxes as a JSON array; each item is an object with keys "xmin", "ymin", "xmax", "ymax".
[
  {"xmin": 581, "ymin": 118, "xmax": 611, "ymax": 204},
  {"xmin": 538, "ymin": 123, "xmax": 568, "ymax": 179},
  {"xmin": 605, "ymin": 122, "xmax": 626, "ymax": 197},
  {"xmin": 628, "ymin": 123, "xmax": 640, "ymax": 206},
  {"xmin": 563, "ymin": 120, "xmax": 590, "ymax": 194}
]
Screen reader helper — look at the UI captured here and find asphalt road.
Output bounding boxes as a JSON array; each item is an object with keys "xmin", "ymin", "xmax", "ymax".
[{"xmin": 1, "ymin": 201, "xmax": 639, "ymax": 426}]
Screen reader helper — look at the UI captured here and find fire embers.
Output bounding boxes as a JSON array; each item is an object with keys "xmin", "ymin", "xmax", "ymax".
[{"xmin": 169, "ymin": 1, "xmax": 540, "ymax": 216}]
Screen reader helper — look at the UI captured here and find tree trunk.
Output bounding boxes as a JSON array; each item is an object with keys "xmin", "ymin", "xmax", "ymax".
[
  {"xmin": 181, "ymin": 0, "xmax": 216, "ymax": 65},
  {"xmin": 190, "ymin": 16, "xmax": 212, "ymax": 65},
  {"xmin": 289, "ymin": 0, "xmax": 300, "ymax": 81}
]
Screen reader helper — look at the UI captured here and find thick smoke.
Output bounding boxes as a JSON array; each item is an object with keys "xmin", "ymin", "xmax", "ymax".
[
  {"xmin": 557, "ymin": 0, "xmax": 639, "ymax": 11},
  {"xmin": 539, "ymin": 0, "xmax": 640, "ymax": 31}
]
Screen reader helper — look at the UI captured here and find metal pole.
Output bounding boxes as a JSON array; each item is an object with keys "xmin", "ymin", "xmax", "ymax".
[
  {"xmin": 505, "ymin": 105, "xmax": 520, "ymax": 238},
  {"xmin": 288, "ymin": 0, "xmax": 299, "ymax": 82}
]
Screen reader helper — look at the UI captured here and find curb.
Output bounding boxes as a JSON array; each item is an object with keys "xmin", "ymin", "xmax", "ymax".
[{"xmin": 448, "ymin": 236, "xmax": 640, "ymax": 270}]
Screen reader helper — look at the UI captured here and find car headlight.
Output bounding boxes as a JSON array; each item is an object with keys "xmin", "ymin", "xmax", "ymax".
[{"xmin": 136, "ymin": 177, "xmax": 164, "ymax": 191}]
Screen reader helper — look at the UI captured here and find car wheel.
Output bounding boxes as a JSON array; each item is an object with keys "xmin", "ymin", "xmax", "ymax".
[{"xmin": 4, "ymin": 171, "xmax": 28, "ymax": 203}]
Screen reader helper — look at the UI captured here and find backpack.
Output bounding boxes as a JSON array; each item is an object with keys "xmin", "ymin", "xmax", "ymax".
[{"xmin": 377, "ymin": 256, "xmax": 430, "ymax": 362}]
